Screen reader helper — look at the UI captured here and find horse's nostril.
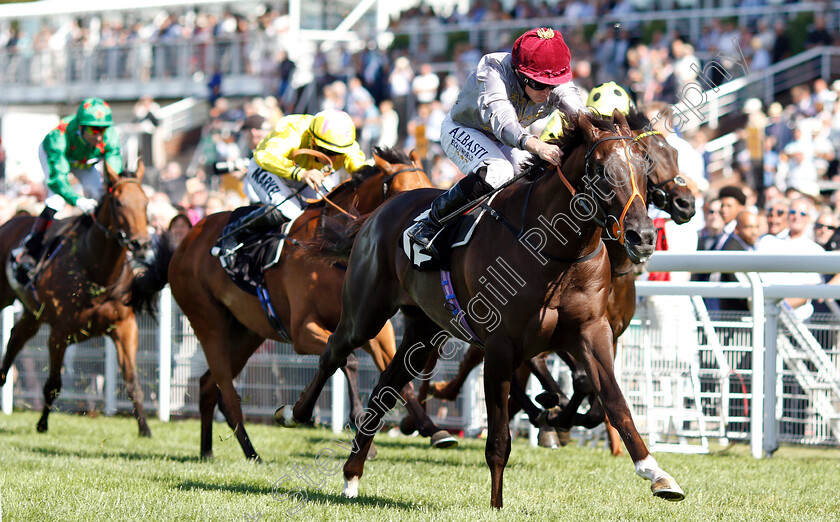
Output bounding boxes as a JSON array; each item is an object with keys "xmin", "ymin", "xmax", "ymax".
[
  {"xmin": 625, "ymin": 230, "xmax": 642, "ymax": 246},
  {"xmin": 675, "ymin": 198, "xmax": 691, "ymax": 210}
]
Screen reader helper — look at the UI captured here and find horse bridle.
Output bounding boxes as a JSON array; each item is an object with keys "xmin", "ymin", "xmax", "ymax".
[
  {"xmin": 91, "ymin": 177, "xmax": 145, "ymax": 251},
  {"xmin": 576, "ymin": 134, "xmax": 646, "ymax": 244},
  {"xmin": 632, "ymin": 130, "xmax": 687, "ymax": 212},
  {"xmin": 380, "ymin": 166, "xmax": 424, "ymax": 200}
]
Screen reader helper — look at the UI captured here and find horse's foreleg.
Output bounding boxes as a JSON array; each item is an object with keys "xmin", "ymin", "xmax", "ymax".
[
  {"xmin": 483, "ymin": 342, "xmax": 513, "ymax": 509},
  {"xmin": 37, "ymin": 334, "xmax": 69, "ymax": 433},
  {"xmin": 529, "ymin": 351, "xmax": 569, "ymax": 410},
  {"xmin": 342, "ymin": 317, "xmax": 440, "ymax": 497},
  {"xmin": 579, "ymin": 318, "xmax": 684, "ymax": 501},
  {"xmin": 429, "ymin": 343, "xmax": 484, "ymax": 402},
  {"xmin": 110, "ymin": 318, "xmax": 150, "ymax": 437},
  {"xmin": 0, "ymin": 311, "xmax": 41, "ymax": 387}
]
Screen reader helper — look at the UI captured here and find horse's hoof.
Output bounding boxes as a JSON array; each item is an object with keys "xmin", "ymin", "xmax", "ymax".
[
  {"xmin": 366, "ymin": 443, "xmax": 377, "ymax": 461},
  {"xmin": 36, "ymin": 423, "xmax": 47, "ymax": 433},
  {"xmin": 139, "ymin": 427, "xmax": 152, "ymax": 438},
  {"xmin": 274, "ymin": 405, "xmax": 301, "ymax": 428},
  {"xmin": 430, "ymin": 430, "xmax": 458, "ymax": 449},
  {"xmin": 200, "ymin": 452, "xmax": 214, "ymax": 461},
  {"xmin": 535, "ymin": 391, "xmax": 561, "ymax": 409},
  {"xmin": 538, "ymin": 428, "xmax": 560, "ymax": 449},
  {"xmin": 249, "ymin": 455, "xmax": 263, "ymax": 464},
  {"xmin": 399, "ymin": 415, "xmax": 417, "ymax": 436},
  {"xmin": 556, "ymin": 428, "xmax": 571, "ymax": 446},
  {"xmin": 652, "ymin": 477, "xmax": 685, "ymax": 502},
  {"xmin": 343, "ymin": 476, "xmax": 360, "ymax": 498}
]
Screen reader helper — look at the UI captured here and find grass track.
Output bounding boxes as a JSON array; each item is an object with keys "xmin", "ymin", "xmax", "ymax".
[{"xmin": 1, "ymin": 411, "xmax": 840, "ymax": 521}]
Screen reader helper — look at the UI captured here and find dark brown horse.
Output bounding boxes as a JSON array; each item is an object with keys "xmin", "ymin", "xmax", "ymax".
[
  {"xmin": 166, "ymin": 147, "xmax": 455, "ymax": 462},
  {"xmin": 277, "ymin": 111, "xmax": 685, "ymax": 507},
  {"xmin": 422, "ymin": 109, "xmax": 697, "ymax": 452},
  {"xmin": 0, "ymin": 161, "xmax": 152, "ymax": 436}
]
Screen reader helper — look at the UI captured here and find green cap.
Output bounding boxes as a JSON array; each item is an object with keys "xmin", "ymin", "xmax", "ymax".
[{"xmin": 77, "ymin": 97, "xmax": 113, "ymax": 127}]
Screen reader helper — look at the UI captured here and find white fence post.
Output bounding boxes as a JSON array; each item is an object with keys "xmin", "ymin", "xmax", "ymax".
[
  {"xmin": 331, "ymin": 369, "xmax": 346, "ymax": 433},
  {"xmin": 104, "ymin": 337, "xmax": 117, "ymax": 416},
  {"xmin": 763, "ymin": 299, "xmax": 780, "ymax": 456},
  {"xmin": 1, "ymin": 306, "xmax": 14, "ymax": 414},
  {"xmin": 158, "ymin": 286, "xmax": 172, "ymax": 422},
  {"xmin": 746, "ymin": 273, "xmax": 765, "ymax": 459}
]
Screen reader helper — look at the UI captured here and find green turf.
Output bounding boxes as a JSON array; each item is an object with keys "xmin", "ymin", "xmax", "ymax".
[{"xmin": 1, "ymin": 411, "xmax": 839, "ymax": 521}]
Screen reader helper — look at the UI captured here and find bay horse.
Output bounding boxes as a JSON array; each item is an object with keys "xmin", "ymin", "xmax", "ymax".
[
  {"xmin": 167, "ymin": 147, "xmax": 455, "ymax": 462},
  {"xmin": 277, "ymin": 111, "xmax": 685, "ymax": 507},
  {"xmin": 0, "ymin": 161, "xmax": 153, "ymax": 436},
  {"xmin": 423, "ymin": 109, "xmax": 697, "ymax": 453}
]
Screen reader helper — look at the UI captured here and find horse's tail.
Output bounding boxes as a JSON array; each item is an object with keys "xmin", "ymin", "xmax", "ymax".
[
  {"xmin": 305, "ymin": 211, "xmax": 369, "ymax": 263},
  {"xmin": 127, "ymin": 233, "xmax": 175, "ymax": 318}
]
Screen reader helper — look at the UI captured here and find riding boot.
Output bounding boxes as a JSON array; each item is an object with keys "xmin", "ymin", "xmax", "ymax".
[
  {"xmin": 13, "ymin": 207, "xmax": 56, "ymax": 279},
  {"xmin": 405, "ymin": 173, "xmax": 494, "ymax": 259},
  {"xmin": 211, "ymin": 206, "xmax": 287, "ymax": 260}
]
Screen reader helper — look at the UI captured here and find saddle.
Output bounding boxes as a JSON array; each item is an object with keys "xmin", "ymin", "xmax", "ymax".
[{"xmin": 403, "ymin": 193, "xmax": 500, "ymax": 271}]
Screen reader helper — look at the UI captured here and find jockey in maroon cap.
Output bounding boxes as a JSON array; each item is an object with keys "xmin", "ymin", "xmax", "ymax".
[{"xmin": 405, "ymin": 27, "xmax": 587, "ymax": 261}]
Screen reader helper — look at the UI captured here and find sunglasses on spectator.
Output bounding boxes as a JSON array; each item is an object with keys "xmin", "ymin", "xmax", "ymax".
[
  {"xmin": 788, "ymin": 209, "xmax": 809, "ymax": 218},
  {"xmin": 519, "ymin": 74, "xmax": 552, "ymax": 91},
  {"xmin": 766, "ymin": 208, "xmax": 786, "ymax": 217},
  {"xmin": 815, "ymin": 223, "xmax": 837, "ymax": 231},
  {"xmin": 708, "ymin": 209, "xmax": 721, "ymax": 215},
  {"xmin": 84, "ymin": 126, "xmax": 106, "ymax": 135}
]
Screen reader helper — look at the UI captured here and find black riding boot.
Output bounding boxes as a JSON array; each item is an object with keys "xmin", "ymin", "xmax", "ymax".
[
  {"xmin": 13, "ymin": 207, "xmax": 56, "ymax": 278},
  {"xmin": 405, "ymin": 174, "xmax": 494, "ymax": 259},
  {"xmin": 211, "ymin": 206, "xmax": 287, "ymax": 261}
]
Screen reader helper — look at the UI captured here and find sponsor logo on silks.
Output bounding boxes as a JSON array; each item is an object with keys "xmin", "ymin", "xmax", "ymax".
[
  {"xmin": 447, "ymin": 128, "xmax": 489, "ymax": 160},
  {"xmin": 253, "ymin": 168, "xmax": 283, "ymax": 195}
]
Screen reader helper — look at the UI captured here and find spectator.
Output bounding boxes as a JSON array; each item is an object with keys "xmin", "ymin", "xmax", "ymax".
[
  {"xmin": 697, "ymin": 198, "xmax": 724, "ymax": 251},
  {"xmin": 412, "ymin": 63, "xmax": 440, "ymax": 106},
  {"xmin": 757, "ymin": 197, "xmax": 790, "ymax": 250},
  {"xmin": 713, "ymin": 185, "xmax": 747, "ymax": 250},
  {"xmin": 814, "ymin": 210, "xmax": 839, "ymax": 249},
  {"xmin": 389, "ymin": 56, "xmax": 415, "ymax": 144},
  {"xmin": 167, "ymin": 213, "xmax": 192, "ymax": 248},
  {"xmin": 377, "ymin": 100, "xmax": 399, "ymax": 149},
  {"xmin": 718, "ymin": 210, "xmax": 761, "ymax": 312},
  {"xmin": 758, "ymin": 197, "xmax": 824, "ymax": 321}
]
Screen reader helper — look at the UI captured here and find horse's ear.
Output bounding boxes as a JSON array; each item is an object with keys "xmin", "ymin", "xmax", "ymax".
[
  {"xmin": 373, "ymin": 152, "xmax": 389, "ymax": 172},
  {"xmin": 105, "ymin": 159, "xmax": 120, "ymax": 185},
  {"xmin": 613, "ymin": 109, "xmax": 631, "ymax": 133},
  {"xmin": 578, "ymin": 110, "xmax": 595, "ymax": 135},
  {"xmin": 135, "ymin": 158, "xmax": 145, "ymax": 183},
  {"xmin": 409, "ymin": 149, "xmax": 423, "ymax": 168}
]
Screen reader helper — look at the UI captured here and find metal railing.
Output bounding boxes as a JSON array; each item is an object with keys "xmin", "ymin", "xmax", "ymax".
[{"xmin": 2, "ymin": 253, "xmax": 840, "ymax": 458}]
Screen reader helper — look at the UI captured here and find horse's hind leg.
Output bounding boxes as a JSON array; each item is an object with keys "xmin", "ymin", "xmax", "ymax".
[
  {"xmin": 207, "ymin": 322, "xmax": 264, "ymax": 461},
  {"xmin": 110, "ymin": 318, "xmax": 150, "ymax": 437},
  {"xmin": 482, "ymin": 340, "xmax": 515, "ymax": 509},
  {"xmin": 429, "ymin": 343, "xmax": 484, "ymax": 402},
  {"xmin": 0, "ymin": 311, "xmax": 41, "ymax": 387},
  {"xmin": 279, "ymin": 290, "xmax": 397, "ymax": 428},
  {"xmin": 37, "ymin": 333, "xmax": 69, "ymax": 433},
  {"xmin": 577, "ymin": 318, "xmax": 684, "ymax": 501},
  {"xmin": 198, "ymin": 370, "xmax": 217, "ymax": 459},
  {"xmin": 342, "ymin": 313, "xmax": 440, "ymax": 498}
]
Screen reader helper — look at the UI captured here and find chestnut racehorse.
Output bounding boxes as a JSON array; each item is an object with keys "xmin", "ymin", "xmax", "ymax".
[
  {"xmin": 277, "ymin": 111, "xmax": 685, "ymax": 507},
  {"xmin": 167, "ymin": 147, "xmax": 455, "ymax": 462},
  {"xmin": 424, "ymin": 109, "xmax": 697, "ymax": 453},
  {"xmin": 0, "ymin": 161, "xmax": 152, "ymax": 436}
]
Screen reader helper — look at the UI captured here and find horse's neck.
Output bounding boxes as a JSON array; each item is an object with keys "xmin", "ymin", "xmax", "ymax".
[
  {"xmin": 78, "ymin": 219, "xmax": 127, "ymax": 284},
  {"xmin": 605, "ymin": 238, "xmax": 633, "ymax": 275},
  {"xmin": 526, "ymin": 149, "xmax": 602, "ymax": 256}
]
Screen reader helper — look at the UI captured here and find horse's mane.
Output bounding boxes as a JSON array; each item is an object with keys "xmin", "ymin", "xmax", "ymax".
[
  {"xmin": 520, "ymin": 112, "xmax": 617, "ymax": 179},
  {"xmin": 311, "ymin": 146, "xmax": 412, "ymax": 203}
]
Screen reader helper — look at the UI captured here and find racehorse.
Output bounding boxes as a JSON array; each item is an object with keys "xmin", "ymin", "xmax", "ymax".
[
  {"xmin": 0, "ymin": 161, "xmax": 153, "ymax": 436},
  {"xmin": 423, "ymin": 109, "xmax": 697, "ymax": 454},
  {"xmin": 277, "ymin": 111, "xmax": 685, "ymax": 507},
  {"xmin": 166, "ymin": 147, "xmax": 455, "ymax": 462}
]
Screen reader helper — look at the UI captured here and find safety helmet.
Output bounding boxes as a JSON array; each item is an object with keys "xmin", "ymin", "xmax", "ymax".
[
  {"xmin": 309, "ymin": 110, "xmax": 356, "ymax": 154},
  {"xmin": 511, "ymin": 28, "xmax": 572, "ymax": 86},
  {"xmin": 76, "ymin": 97, "xmax": 113, "ymax": 127},
  {"xmin": 586, "ymin": 82, "xmax": 631, "ymax": 117}
]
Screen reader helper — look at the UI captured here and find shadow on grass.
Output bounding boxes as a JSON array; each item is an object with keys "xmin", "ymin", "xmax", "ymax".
[
  {"xmin": 28, "ymin": 446, "xmax": 203, "ymax": 463},
  {"xmin": 176, "ymin": 480, "xmax": 419, "ymax": 511}
]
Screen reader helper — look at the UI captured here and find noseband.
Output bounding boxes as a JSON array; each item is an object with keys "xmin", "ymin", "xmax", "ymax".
[
  {"xmin": 576, "ymin": 134, "xmax": 646, "ymax": 244},
  {"xmin": 633, "ymin": 130, "xmax": 686, "ymax": 212}
]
